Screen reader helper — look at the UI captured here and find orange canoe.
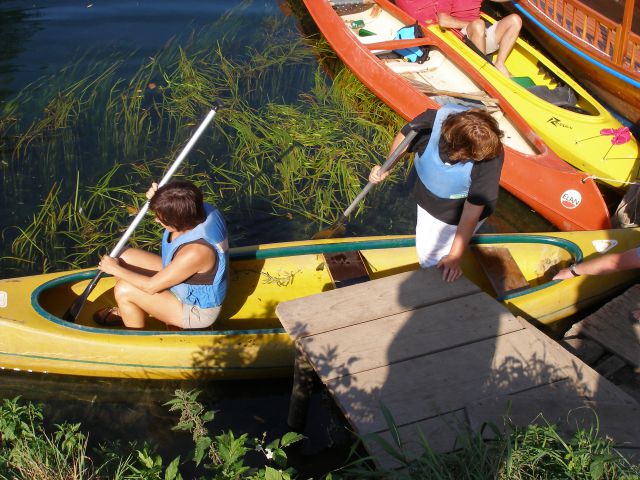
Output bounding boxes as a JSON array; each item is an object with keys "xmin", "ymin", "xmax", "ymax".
[{"xmin": 301, "ymin": 0, "xmax": 611, "ymax": 231}]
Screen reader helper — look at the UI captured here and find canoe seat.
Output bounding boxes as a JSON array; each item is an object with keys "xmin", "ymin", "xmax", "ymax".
[
  {"xmin": 471, "ymin": 246, "xmax": 529, "ymax": 298},
  {"xmin": 323, "ymin": 251, "xmax": 370, "ymax": 288}
]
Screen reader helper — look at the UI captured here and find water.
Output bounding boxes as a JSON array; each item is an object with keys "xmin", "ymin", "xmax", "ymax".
[{"xmin": 0, "ymin": 0, "xmax": 553, "ymax": 473}]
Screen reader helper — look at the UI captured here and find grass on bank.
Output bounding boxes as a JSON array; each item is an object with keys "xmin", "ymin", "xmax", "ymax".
[{"xmin": 1, "ymin": 394, "xmax": 637, "ymax": 480}]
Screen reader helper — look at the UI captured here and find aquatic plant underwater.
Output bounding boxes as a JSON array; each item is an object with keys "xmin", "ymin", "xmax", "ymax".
[{"xmin": 0, "ymin": 3, "xmax": 406, "ymax": 276}]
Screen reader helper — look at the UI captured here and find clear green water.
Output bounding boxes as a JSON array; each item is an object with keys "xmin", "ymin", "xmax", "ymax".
[{"xmin": 0, "ymin": 0, "xmax": 554, "ymax": 473}]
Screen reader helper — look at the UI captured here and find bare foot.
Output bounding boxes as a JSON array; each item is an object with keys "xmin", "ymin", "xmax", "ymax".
[{"xmin": 494, "ymin": 61, "xmax": 511, "ymax": 77}]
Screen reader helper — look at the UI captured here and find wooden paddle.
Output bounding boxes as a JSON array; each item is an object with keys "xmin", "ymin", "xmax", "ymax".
[
  {"xmin": 313, "ymin": 129, "xmax": 418, "ymax": 239},
  {"xmin": 63, "ymin": 106, "xmax": 220, "ymax": 323},
  {"xmin": 406, "ymin": 77, "xmax": 500, "ymax": 104}
]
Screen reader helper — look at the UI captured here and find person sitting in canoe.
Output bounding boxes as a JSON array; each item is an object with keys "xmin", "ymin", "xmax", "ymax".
[
  {"xmin": 94, "ymin": 180, "xmax": 228, "ymax": 329},
  {"xmin": 396, "ymin": 0, "xmax": 521, "ymax": 77},
  {"xmin": 369, "ymin": 104, "xmax": 504, "ymax": 282},
  {"xmin": 437, "ymin": 0, "xmax": 521, "ymax": 77}
]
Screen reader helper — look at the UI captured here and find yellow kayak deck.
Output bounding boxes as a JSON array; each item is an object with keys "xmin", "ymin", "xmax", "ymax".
[{"xmin": 0, "ymin": 232, "xmax": 638, "ymax": 380}]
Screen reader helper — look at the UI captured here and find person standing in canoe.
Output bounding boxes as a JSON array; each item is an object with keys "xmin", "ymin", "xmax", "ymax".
[
  {"xmin": 94, "ymin": 180, "xmax": 229, "ymax": 329},
  {"xmin": 369, "ymin": 104, "xmax": 504, "ymax": 282}
]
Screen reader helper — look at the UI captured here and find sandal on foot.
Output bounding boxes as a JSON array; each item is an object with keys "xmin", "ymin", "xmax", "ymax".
[{"xmin": 93, "ymin": 307, "xmax": 124, "ymax": 327}]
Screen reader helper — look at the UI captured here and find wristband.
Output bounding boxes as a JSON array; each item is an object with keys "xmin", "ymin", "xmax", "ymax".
[{"xmin": 569, "ymin": 263, "xmax": 580, "ymax": 277}]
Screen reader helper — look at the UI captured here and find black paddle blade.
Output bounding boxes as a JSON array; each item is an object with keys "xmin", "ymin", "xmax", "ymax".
[{"xmin": 62, "ymin": 271, "xmax": 103, "ymax": 322}]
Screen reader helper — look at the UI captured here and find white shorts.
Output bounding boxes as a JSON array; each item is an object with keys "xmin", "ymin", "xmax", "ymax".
[
  {"xmin": 415, "ymin": 205, "xmax": 484, "ymax": 268},
  {"xmin": 461, "ymin": 22, "xmax": 499, "ymax": 54}
]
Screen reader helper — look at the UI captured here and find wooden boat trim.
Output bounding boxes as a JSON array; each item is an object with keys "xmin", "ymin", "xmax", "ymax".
[
  {"xmin": 513, "ymin": 1, "xmax": 640, "ymax": 88},
  {"xmin": 31, "ymin": 235, "xmax": 584, "ymax": 335}
]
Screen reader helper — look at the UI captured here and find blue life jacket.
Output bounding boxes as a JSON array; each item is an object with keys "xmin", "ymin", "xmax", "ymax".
[
  {"xmin": 415, "ymin": 104, "xmax": 473, "ymax": 199},
  {"xmin": 161, "ymin": 203, "xmax": 228, "ymax": 308},
  {"xmin": 394, "ymin": 23, "xmax": 430, "ymax": 63}
]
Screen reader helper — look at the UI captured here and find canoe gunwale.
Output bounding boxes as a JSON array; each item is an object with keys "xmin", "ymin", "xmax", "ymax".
[{"xmin": 32, "ymin": 234, "xmax": 584, "ymax": 333}]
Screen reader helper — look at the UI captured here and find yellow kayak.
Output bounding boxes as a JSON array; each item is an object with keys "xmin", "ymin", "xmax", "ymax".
[
  {"xmin": 0, "ymin": 232, "xmax": 638, "ymax": 380},
  {"xmin": 427, "ymin": 13, "xmax": 640, "ymax": 190}
]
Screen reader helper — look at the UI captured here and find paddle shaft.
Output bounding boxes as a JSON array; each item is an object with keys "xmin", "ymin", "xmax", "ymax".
[
  {"xmin": 341, "ymin": 129, "xmax": 418, "ymax": 220},
  {"xmin": 64, "ymin": 107, "xmax": 218, "ymax": 322},
  {"xmin": 108, "ymin": 108, "xmax": 218, "ymax": 258}
]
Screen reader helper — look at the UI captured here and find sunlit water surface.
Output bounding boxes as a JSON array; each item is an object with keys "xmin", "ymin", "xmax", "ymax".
[{"xmin": 0, "ymin": 0, "xmax": 559, "ymax": 472}]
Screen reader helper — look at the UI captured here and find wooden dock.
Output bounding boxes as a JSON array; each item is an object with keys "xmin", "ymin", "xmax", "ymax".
[{"xmin": 276, "ymin": 268, "xmax": 640, "ymax": 468}]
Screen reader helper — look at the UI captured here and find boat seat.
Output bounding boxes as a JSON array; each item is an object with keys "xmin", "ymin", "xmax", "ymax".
[
  {"xmin": 323, "ymin": 251, "xmax": 370, "ymax": 288},
  {"xmin": 471, "ymin": 246, "xmax": 529, "ymax": 298}
]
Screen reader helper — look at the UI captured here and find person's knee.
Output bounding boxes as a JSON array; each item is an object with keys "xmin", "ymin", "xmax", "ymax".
[
  {"xmin": 114, "ymin": 280, "xmax": 137, "ymax": 303},
  {"xmin": 119, "ymin": 247, "xmax": 143, "ymax": 264},
  {"xmin": 466, "ymin": 19, "xmax": 485, "ymax": 37},
  {"xmin": 505, "ymin": 14, "xmax": 522, "ymax": 32}
]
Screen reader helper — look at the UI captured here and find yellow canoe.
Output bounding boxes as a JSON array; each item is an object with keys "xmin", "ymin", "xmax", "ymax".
[
  {"xmin": 0, "ymin": 232, "xmax": 638, "ymax": 380},
  {"xmin": 427, "ymin": 13, "xmax": 640, "ymax": 189}
]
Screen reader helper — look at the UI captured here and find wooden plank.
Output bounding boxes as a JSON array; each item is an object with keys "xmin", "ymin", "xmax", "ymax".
[
  {"xmin": 276, "ymin": 268, "xmax": 481, "ymax": 339},
  {"xmin": 301, "ymin": 292, "xmax": 523, "ymax": 382},
  {"xmin": 323, "ymin": 251, "xmax": 369, "ymax": 288},
  {"xmin": 471, "ymin": 246, "xmax": 529, "ymax": 297},
  {"xmin": 466, "ymin": 396, "xmax": 640, "ymax": 448},
  {"xmin": 327, "ymin": 329, "xmax": 576, "ymax": 434},
  {"xmin": 364, "ymin": 410, "xmax": 467, "ymax": 470},
  {"xmin": 516, "ymin": 316, "xmax": 639, "ymax": 405},
  {"xmin": 570, "ymin": 285, "xmax": 640, "ymax": 368}
]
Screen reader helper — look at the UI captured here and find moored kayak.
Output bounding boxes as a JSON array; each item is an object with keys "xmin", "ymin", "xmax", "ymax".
[
  {"xmin": 1, "ymin": 231, "xmax": 638, "ymax": 380},
  {"xmin": 301, "ymin": 0, "xmax": 612, "ymax": 230}
]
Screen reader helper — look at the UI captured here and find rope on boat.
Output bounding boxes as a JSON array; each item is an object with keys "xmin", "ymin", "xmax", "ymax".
[{"xmin": 581, "ymin": 175, "xmax": 639, "ymax": 185}]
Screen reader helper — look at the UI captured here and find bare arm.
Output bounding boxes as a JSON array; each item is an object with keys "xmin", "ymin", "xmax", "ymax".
[
  {"xmin": 369, "ymin": 131, "xmax": 408, "ymax": 184},
  {"xmin": 437, "ymin": 201, "xmax": 484, "ymax": 282},
  {"xmin": 99, "ymin": 243, "xmax": 215, "ymax": 294},
  {"xmin": 437, "ymin": 12, "xmax": 470, "ymax": 29},
  {"xmin": 553, "ymin": 247, "xmax": 640, "ymax": 280}
]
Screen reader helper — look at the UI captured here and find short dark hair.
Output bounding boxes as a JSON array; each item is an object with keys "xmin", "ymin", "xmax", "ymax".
[
  {"xmin": 149, "ymin": 180, "xmax": 205, "ymax": 231},
  {"xmin": 441, "ymin": 109, "xmax": 504, "ymax": 162}
]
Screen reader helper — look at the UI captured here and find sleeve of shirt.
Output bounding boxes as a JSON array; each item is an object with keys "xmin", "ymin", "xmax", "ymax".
[
  {"xmin": 400, "ymin": 109, "xmax": 437, "ymax": 153},
  {"xmin": 467, "ymin": 149, "xmax": 504, "ymax": 207}
]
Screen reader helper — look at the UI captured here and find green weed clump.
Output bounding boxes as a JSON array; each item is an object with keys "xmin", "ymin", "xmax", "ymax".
[
  {"xmin": 0, "ymin": 392, "xmax": 304, "ymax": 480},
  {"xmin": 0, "ymin": 6, "xmax": 403, "ymax": 276},
  {"xmin": 1, "ymin": 394, "xmax": 637, "ymax": 479},
  {"xmin": 338, "ymin": 405, "xmax": 640, "ymax": 480}
]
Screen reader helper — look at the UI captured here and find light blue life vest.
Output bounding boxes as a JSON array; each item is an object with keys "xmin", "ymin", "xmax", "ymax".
[
  {"xmin": 394, "ymin": 24, "xmax": 430, "ymax": 63},
  {"xmin": 415, "ymin": 104, "xmax": 473, "ymax": 199},
  {"xmin": 161, "ymin": 203, "xmax": 228, "ymax": 308}
]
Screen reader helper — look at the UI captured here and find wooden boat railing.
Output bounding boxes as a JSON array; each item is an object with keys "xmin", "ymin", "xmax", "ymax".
[{"xmin": 525, "ymin": 0, "xmax": 639, "ymax": 74}]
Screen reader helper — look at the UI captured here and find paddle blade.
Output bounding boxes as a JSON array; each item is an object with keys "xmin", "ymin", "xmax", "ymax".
[
  {"xmin": 62, "ymin": 271, "xmax": 103, "ymax": 322},
  {"xmin": 312, "ymin": 223, "xmax": 347, "ymax": 240}
]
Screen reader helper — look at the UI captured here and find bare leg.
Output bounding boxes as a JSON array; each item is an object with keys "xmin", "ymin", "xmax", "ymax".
[
  {"xmin": 119, "ymin": 248, "xmax": 162, "ymax": 274},
  {"xmin": 492, "ymin": 14, "xmax": 522, "ymax": 77},
  {"xmin": 113, "ymin": 280, "xmax": 184, "ymax": 328},
  {"xmin": 111, "ymin": 248, "xmax": 183, "ymax": 328},
  {"xmin": 465, "ymin": 19, "xmax": 487, "ymax": 55}
]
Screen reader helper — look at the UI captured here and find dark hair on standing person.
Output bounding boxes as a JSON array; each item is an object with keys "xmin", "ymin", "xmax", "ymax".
[
  {"xmin": 441, "ymin": 109, "xmax": 504, "ymax": 162},
  {"xmin": 149, "ymin": 180, "xmax": 205, "ymax": 231}
]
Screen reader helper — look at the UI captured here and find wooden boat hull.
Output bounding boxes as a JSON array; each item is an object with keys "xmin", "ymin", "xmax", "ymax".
[
  {"xmin": 509, "ymin": 1, "xmax": 640, "ymax": 125},
  {"xmin": 302, "ymin": 0, "xmax": 611, "ymax": 231},
  {"xmin": 0, "ymin": 232, "xmax": 638, "ymax": 380}
]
